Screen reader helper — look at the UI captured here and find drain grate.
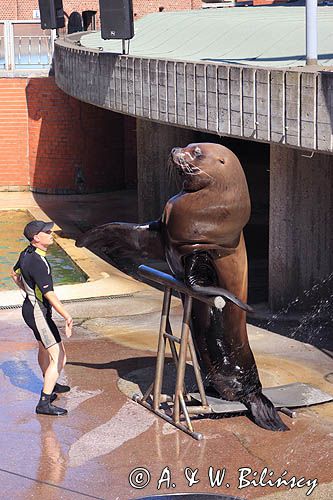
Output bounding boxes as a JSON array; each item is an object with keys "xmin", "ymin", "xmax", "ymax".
[
  {"xmin": 0, "ymin": 304, "xmax": 22, "ymax": 310},
  {"xmin": 0, "ymin": 294, "xmax": 134, "ymax": 310}
]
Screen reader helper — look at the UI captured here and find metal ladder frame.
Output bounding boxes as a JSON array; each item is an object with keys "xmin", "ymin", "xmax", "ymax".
[{"xmin": 133, "ymin": 265, "xmax": 226, "ymax": 440}]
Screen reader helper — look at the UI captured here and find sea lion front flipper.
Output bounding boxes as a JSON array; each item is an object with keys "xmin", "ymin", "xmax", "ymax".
[
  {"xmin": 76, "ymin": 220, "xmax": 165, "ymax": 270},
  {"xmin": 241, "ymin": 392, "xmax": 289, "ymax": 432}
]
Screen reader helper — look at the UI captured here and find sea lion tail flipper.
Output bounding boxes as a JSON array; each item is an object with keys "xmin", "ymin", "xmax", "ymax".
[{"xmin": 242, "ymin": 392, "xmax": 289, "ymax": 432}]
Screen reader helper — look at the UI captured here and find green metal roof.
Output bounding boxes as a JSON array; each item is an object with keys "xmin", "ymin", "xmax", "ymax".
[{"xmin": 80, "ymin": 6, "xmax": 333, "ymax": 68}]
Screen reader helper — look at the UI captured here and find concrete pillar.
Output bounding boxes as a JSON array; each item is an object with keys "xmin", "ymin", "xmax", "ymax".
[
  {"xmin": 123, "ymin": 116, "xmax": 137, "ymax": 188},
  {"xmin": 269, "ymin": 145, "xmax": 333, "ymax": 310},
  {"xmin": 136, "ymin": 119, "xmax": 197, "ymax": 222}
]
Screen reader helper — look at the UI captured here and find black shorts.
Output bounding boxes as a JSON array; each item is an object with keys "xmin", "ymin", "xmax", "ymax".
[{"xmin": 22, "ymin": 298, "xmax": 61, "ymax": 349}]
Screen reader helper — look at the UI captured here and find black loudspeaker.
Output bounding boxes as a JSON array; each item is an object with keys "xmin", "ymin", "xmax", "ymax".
[
  {"xmin": 99, "ymin": 0, "xmax": 134, "ymax": 40},
  {"xmin": 38, "ymin": 0, "xmax": 65, "ymax": 30}
]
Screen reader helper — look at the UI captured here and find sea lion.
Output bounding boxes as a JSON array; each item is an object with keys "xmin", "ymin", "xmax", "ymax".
[{"xmin": 76, "ymin": 142, "xmax": 288, "ymax": 432}]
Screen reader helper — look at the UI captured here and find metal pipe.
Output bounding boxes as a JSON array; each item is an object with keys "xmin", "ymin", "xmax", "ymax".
[
  {"xmin": 306, "ymin": 0, "xmax": 318, "ymax": 65},
  {"xmin": 173, "ymin": 295, "xmax": 192, "ymax": 423},
  {"xmin": 153, "ymin": 286, "xmax": 171, "ymax": 411},
  {"xmin": 38, "ymin": 36, "xmax": 41, "ymax": 64},
  {"xmin": 179, "ymin": 392, "xmax": 194, "ymax": 432},
  {"xmin": 167, "ymin": 319, "xmax": 179, "ymax": 367},
  {"xmin": 188, "ymin": 333, "xmax": 209, "ymax": 407},
  {"xmin": 18, "ymin": 36, "xmax": 22, "ymax": 64},
  {"xmin": 165, "ymin": 320, "xmax": 191, "ymax": 401},
  {"xmin": 187, "ymin": 405, "xmax": 213, "ymax": 415},
  {"xmin": 138, "ymin": 265, "xmax": 226, "ymax": 310},
  {"xmin": 164, "ymin": 332, "xmax": 181, "ymax": 344},
  {"xmin": 135, "ymin": 397, "xmax": 203, "ymax": 440},
  {"xmin": 280, "ymin": 407, "xmax": 297, "ymax": 418},
  {"xmin": 142, "ymin": 381, "xmax": 154, "ymax": 403},
  {"xmin": 28, "ymin": 36, "xmax": 31, "ymax": 64}
]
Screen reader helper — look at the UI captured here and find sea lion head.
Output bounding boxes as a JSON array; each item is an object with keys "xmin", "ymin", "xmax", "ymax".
[{"xmin": 170, "ymin": 142, "xmax": 230, "ymax": 192}]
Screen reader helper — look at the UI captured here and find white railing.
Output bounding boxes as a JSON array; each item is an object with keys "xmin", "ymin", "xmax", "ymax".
[{"xmin": 0, "ymin": 20, "xmax": 55, "ymax": 71}]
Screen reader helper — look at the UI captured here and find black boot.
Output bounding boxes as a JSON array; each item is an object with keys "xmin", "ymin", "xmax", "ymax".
[
  {"xmin": 53, "ymin": 382, "xmax": 71, "ymax": 394},
  {"xmin": 50, "ymin": 393, "xmax": 57, "ymax": 403},
  {"xmin": 36, "ymin": 392, "xmax": 67, "ymax": 416}
]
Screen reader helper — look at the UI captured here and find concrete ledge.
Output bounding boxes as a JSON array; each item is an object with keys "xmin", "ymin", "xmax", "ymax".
[
  {"xmin": 0, "ymin": 70, "xmax": 51, "ymax": 78},
  {"xmin": 54, "ymin": 28, "xmax": 333, "ymax": 154},
  {"xmin": 0, "ymin": 186, "xmax": 30, "ymax": 192}
]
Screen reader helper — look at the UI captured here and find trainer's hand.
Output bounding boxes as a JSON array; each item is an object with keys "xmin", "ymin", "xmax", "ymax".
[{"xmin": 65, "ymin": 316, "xmax": 73, "ymax": 338}]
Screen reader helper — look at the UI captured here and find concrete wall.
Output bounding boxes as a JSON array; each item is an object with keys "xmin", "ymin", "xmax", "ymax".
[
  {"xmin": 269, "ymin": 144, "xmax": 333, "ymax": 309},
  {"xmin": 54, "ymin": 40, "xmax": 333, "ymax": 154}
]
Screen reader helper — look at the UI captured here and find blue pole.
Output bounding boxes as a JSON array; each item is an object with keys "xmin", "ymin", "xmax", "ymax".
[{"xmin": 306, "ymin": 0, "xmax": 318, "ymax": 65}]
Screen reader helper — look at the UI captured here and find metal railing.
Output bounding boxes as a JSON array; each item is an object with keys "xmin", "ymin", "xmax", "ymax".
[
  {"xmin": 0, "ymin": 23, "xmax": 5, "ymax": 69},
  {"xmin": 0, "ymin": 20, "xmax": 55, "ymax": 71}
]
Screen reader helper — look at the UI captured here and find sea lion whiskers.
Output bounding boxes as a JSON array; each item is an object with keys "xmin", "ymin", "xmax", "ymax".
[
  {"xmin": 172, "ymin": 152, "xmax": 214, "ymax": 180},
  {"xmin": 167, "ymin": 154, "xmax": 178, "ymax": 186},
  {"xmin": 184, "ymin": 159, "xmax": 215, "ymax": 181}
]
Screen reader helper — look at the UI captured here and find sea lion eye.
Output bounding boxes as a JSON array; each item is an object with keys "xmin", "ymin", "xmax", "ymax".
[
  {"xmin": 194, "ymin": 147, "xmax": 202, "ymax": 157},
  {"xmin": 219, "ymin": 159, "xmax": 225, "ymax": 164}
]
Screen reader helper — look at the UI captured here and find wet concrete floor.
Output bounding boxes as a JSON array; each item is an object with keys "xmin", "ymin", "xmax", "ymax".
[
  {"xmin": 0, "ymin": 191, "xmax": 332, "ymax": 499},
  {"xmin": 1, "ymin": 290, "xmax": 333, "ymax": 500}
]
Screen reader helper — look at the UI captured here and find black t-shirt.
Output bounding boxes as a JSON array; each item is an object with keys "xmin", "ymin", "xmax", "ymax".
[{"xmin": 14, "ymin": 245, "xmax": 54, "ymax": 308}]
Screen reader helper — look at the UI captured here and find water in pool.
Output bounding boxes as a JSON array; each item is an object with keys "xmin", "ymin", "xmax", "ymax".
[{"xmin": 0, "ymin": 210, "xmax": 87, "ymax": 291}]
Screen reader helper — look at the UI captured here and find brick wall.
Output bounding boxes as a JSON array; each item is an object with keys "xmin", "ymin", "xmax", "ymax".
[
  {"xmin": 133, "ymin": 0, "xmax": 201, "ymax": 18},
  {"xmin": 0, "ymin": 1, "xmax": 101, "ymax": 20},
  {"xmin": 0, "ymin": 76, "xmax": 131, "ymax": 193},
  {"xmin": 0, "ymin": 0, "xmax": 200, "ymax": 21},
  {"xmin": 0, "ymin": 1, "xmax": 16, "ymax": 19},
  {"xmin": 0, "ymin": 79, "xmax": 29, "ymax": 189}
]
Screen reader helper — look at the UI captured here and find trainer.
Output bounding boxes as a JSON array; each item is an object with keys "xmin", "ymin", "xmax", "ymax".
[{"xmin": 11, "ymin": 220, "xmax": 73, "ymax": 416}]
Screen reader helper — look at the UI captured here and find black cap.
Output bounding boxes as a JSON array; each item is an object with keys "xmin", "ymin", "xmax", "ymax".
[{"xmin": 23, "ymin": 221, "xmax": 54, "ymax": 241}]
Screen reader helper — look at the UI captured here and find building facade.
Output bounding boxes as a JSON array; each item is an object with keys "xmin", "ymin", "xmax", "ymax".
[{"xmin": 0, "ymin": 0, "xmax": 201, "ymax": 21}]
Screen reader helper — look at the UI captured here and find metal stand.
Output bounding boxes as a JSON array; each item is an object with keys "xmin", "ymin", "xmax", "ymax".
[
  {"xmin": 121, "ymin": 40, "xmax": 130, "ymax": 55},
  {"xmin": 133, "ymin": 265, "xmax": 228, "ymax": 440},
  {"xmin": 132, "ymin": 265, "xmax": 333, "ymax": 440}
]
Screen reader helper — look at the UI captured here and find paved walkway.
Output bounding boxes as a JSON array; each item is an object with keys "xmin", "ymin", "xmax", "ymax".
[{"xmin": 0, "ymin": 191, "xmax": 332, "ymax": 499}]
